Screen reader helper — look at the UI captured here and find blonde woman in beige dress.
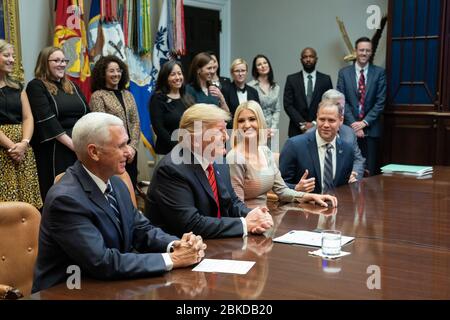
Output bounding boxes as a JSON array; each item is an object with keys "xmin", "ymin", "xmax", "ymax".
[{"xmin": 227, "ymin": 100, "xmax": 337, "ymax": 209}]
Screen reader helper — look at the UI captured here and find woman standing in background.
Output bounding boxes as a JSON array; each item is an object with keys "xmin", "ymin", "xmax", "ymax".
[
  {"xmin": 26, "ymin": 46, "xmax": 88, "ymax": 201},
  {"xmin": 0, "ymin": 40, "xmax": 42, "ymax": 208},
  {"xmin": 149, "ymin": 60, "xmax": 193, "ymax": 155},
  {"xmin": 90, "ymin": 55, "xmax": 140, "ymax": 187},
  {"xmin": 248, "ymin": 54, "xmax": 281, "ymax": 133}
]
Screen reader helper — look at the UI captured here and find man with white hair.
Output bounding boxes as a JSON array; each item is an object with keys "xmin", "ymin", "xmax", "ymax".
[
  {"xmin": 146, "ymin": 104, "xmax": 273, "ymax": 239},
  {"xmin": 33, "ymin": 112, "xmax": 206, "ymax": 293}
]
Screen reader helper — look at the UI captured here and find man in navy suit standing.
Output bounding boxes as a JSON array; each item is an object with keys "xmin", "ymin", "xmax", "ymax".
[
  {"xmin": 33, "ymin": 113, "xmax": 206, "ymax": 293},
  {"xmin": 146, "ymin": 104, "xmax": 273, "ymax": 239},
  {"xmin": 280, "ymin": 101, "xmax": 354, "ymax": 194},
  {"xmin": 284, "ymin": 47, "xmax": 333, "ymax": 137},
  {"xmin": 337, "ymin": 37, "xmax": 387, "ymax": 175}
]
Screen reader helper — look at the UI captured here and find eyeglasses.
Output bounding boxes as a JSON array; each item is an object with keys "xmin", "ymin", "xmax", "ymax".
[{"xmin": 48, "ymin": 59, "xmax": 70, "ymax": 65}]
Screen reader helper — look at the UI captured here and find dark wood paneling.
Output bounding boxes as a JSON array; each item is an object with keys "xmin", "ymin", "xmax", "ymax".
[{"xmin": 384, "ymin": 113, "xmax": 437, "ymax": 165}]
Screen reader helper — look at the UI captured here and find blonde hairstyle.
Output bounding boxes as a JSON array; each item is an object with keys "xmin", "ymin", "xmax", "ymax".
[
  {"xmin": 231, "ymin": 100, "xmax": 267, "ymax": 148},
  {"xmin": 34, "ymin": 46, "xmax": 73, "ymax": 96},
  {"xmin": 0, "ymin": 40, "xmax": 20, "ymax": 89},
  {"xmin": 178, "ymin": 104, "xmax": 230, "ymax": 141},
  {"xmin": 230, "ymin": 58, "xmax": 248, "ymax": 75}
]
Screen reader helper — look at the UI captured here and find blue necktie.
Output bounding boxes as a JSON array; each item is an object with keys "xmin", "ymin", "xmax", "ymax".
[{"xmin": 105, "ymin": 183, "xmax": 121, "ymax": 225}]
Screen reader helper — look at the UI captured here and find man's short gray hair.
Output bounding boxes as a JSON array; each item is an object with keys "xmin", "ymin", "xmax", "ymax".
[
  {"xmin": 72, "ymin": 112, "xmax": 124, "ymax": 155},
  {"xmin": 321, "ymin": 89, "xmax": 345, "ymax": 116}
]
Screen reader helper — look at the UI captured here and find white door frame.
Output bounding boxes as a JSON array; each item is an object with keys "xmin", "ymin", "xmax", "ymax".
[{"xmin": 183, "ymin": 0, "xmax": 231, "ymax": 76}]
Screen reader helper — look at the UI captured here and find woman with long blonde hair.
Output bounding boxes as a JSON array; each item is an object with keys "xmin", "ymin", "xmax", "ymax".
[{"xmin": 227, "ymin": 100, "xmax": 337, "ymax": 208}]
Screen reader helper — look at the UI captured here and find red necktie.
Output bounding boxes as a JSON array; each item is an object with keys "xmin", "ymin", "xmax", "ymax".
[
  {"xmin": 207, "ymin": 164, "xmax": 221, "ymax": 218},
  {"xmin": 358, "ymin": 69, "xmax": 366, "ymax": 119}
]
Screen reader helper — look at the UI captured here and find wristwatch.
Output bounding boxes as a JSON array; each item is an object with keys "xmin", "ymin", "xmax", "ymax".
[{"xmin": 299, "ymin": 122, "xmax": 307, "ymax": 132}]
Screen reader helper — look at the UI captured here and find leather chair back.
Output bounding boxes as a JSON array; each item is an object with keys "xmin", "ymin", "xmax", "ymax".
[{"xmin": 0, "ymin": 202, "xmax": 40, "ymax": 298}]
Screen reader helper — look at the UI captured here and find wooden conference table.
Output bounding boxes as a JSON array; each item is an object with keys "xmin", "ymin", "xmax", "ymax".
[{"xmin": 30, "ymin": 167, "xmax": 450, "ymax": 300}]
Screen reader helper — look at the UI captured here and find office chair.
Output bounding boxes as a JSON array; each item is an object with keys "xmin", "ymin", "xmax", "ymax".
[{"xmin": 0, "ymin": 202, "xmax": 41, "ymax": 299}]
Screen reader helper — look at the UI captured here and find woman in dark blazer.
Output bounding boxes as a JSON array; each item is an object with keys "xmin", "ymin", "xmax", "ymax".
[
  {"xmin": 26, "ymin": 46, "xmax": 88, "ymax": 201},
  {"xmin": 90, "ymin": 55, "xmax": 140, "ymax": 187},
  {"xmin": 222, "ymin": 58, "xmax": 260, "ymax": 124},
  {"xmin": 149, "ymin": 60, "xmax": 193, "ymax": 155}
]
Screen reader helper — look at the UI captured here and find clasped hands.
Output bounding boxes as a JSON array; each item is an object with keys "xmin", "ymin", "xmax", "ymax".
[
  {"xmin": 245, "ymin": 207, "xmax": 274, "ymax": 234},
  {"xmin": 351, "ymin": 121, "xmax": 367, "ymax": 138},
  {"xmin": 7, "ymin": 141, "xmax": 28, "ymax": 162},
  {"xmin": 170, "ymin": 232, "xmax": 207, "ymax": 268}
]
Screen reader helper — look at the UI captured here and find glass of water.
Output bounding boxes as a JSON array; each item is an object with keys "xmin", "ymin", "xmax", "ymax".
[{"xmin": 321, "ymin": 230, "xmax": 341, "ymax": 256}]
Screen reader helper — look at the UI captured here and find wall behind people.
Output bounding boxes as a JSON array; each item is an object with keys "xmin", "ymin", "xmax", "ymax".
[
  {"xmin": 19, "ymin": 0, "xmax": 163, "ymax": 182},
  {"xmin": 230, "ymin": 0, "xmax": 387, "ymax": 149}
]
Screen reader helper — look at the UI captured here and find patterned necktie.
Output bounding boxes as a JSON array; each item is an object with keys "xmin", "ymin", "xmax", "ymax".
[
  {"xmin": 358, "ymin": 69, "xmax": 366, "ymax": 119},
  {"xmin": 105, "ymin": 183, "xmax": 122, "ymax": 225},
  {"xmin": 207, "ymin": 164, "xmax": 221, "ymax": 218},
  {"xmin": 306, "ymin": 74, "xmax": 313, "ymax": 107},
  {"xmin": 323, "ymin": 143, "xmax": 334, "ymax": 193}
]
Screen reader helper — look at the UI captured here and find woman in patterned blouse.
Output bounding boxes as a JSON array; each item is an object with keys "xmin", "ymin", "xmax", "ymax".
[
  {"xmin": 90, "ymin": 55, "xmax": 140, "ymax": 188},
  {"xmin": 248, "ymin": 54, "xmax": 281, "ymax": 134}
]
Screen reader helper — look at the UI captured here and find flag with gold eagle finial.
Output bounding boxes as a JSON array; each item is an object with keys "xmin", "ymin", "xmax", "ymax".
[{"xmin": 54, "ymin": 0, "xmax": 91, "ymax": 101}]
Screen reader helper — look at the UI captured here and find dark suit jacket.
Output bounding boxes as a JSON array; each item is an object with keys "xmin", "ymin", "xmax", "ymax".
[
  {"xmin": 279, "ymin": 130, "xmax": 354, "ymax": 194},
  {"xmin": 338, "ymin": 124, "xmax": 366, "ymax": 180},
  {"xmin": 32, "ymin": 161, "xmax": 178, "ymax": 293},
  {"xmin": 283, "ymin": 71, "xmax": 333, "ymax": 137},
  {"xmin": 222, "ymin": 82, "xmax": 260, "ymax": 117},
  {"xmin": 336, "ymin": 64, "xmax": 386, "ymax": 138},
  {"xmin": 145, "ymin": 148, "xmax": 251, "ymax": 239}
]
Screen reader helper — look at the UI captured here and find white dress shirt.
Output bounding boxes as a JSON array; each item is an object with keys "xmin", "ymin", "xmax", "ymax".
[
  {"xmin": 302, "ymin": 69, "xmax": 317, "ymax": 93},
  {"xmin": 315, "ymin": 131, "xmax": 337, "ymax": 192}
]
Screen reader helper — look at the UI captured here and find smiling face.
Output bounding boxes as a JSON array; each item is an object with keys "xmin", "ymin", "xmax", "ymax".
[
  {"xmin": 0, "ymin": 45, "xmax": 15, "ymax": 75},
  {"xmin": 201, "ymin": 120, "xmax": 229, "ymax": 160},
  {"xmin": 198, "ymin": 60, "xmax": 215, "ymax": 83},
  {"xmin": 356, "ymin": 41, "xmax": 373, "ymax": 68},
  {"xmin": 237, "ymin": 109, "xmax": 259, "ymax": 141},
  {"xmin": 316, "ymin": 104, "xmax": 343, "ymax": 142},
  {"xmin": 255, "ymin": 57, "xmax": 270, "ymax": 77},
  {"xmin": 47, "ymin": 50, "xmax": 67, "ymax": 81},
  {"xmin": 105, "ymin": 62, "xmax": 122, "ymax": 90},
  {"xmin": 96, "ymin": 125, "xmax": 130, "ymax": 180},
  {"xmin": 167, "ymin": 64, "xmax": 184, "ymax": 92}
]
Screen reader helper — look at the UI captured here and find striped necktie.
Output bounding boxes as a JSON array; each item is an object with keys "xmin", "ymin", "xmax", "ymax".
[
  {"xmin": 207, "ymin": 164, "xmax": 221, "ymax": 218},
  {"xmin": 105, "ymin": 183, "xmax": 122, "ymax": 225},
  {"xmin": 323, "ymin": 143, "xmax": 334, "ymax": 193}
]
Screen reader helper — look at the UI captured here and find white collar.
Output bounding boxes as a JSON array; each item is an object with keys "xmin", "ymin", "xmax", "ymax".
[
  {"xmin": 315, "ymin": 130, "xmax": 337, "ymax": 149},
  {"xmin": 82, "ymin": 164, "xmax": 109, "ymax": 194}
]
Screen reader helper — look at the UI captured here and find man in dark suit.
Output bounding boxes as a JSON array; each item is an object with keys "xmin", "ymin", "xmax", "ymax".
[
  {"xmin": 337, "ymin": 37, "xmax": 387, "ymax": 175},
  {"xmin": 32, "ymin": 113, "xmax": 206, "ymax": 293},
  {"xmin": 146, "ymin": 104, "xmax": 273, "ymax": 239},
  {"xmin": 280, "ymin": 101, "xmax": 354, "ymax": 194},
  {"xmin": 284, "ymin": 47, "xmax": 333, "ymax": 137},
  {"xmin": 222, "ymin": 58, "xmax": 260, "ymax": 121}
]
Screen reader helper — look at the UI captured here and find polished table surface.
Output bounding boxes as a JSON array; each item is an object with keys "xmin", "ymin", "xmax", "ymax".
[{"xmin": 29, "ymin": 167, "xmax": 450, "ymax": 300}]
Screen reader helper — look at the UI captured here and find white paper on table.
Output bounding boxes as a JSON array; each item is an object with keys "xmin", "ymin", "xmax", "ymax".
[
  {"xmin": 192, "ymin": 259, "xmax": 255, "ymax": 275},
  {"xmin": 273, "ymin": 230, "xmax": 354, "ymax": 247}
]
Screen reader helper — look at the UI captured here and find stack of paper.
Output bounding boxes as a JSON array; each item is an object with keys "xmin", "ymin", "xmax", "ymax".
[
  {"xmin": 273, "ymin": 230, "xmax": 354, "ymax": 247},
  {"xmin": 381, "ymin": 164, "xmax": 433, "ymax": 176}
]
